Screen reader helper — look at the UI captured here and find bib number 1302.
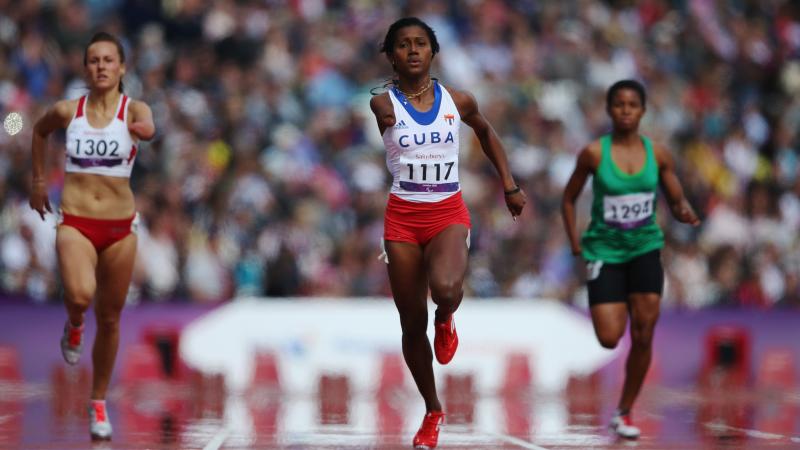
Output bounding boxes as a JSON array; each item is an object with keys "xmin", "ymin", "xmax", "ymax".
[{"xmin": 75, "ymin": 138, "xmax": 119, "ymax": 157}]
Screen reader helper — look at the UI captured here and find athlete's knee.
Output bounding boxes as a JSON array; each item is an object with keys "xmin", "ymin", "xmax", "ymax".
[
  {"xmin": 597, "ymin": 331, "xmax": 623, "ymax": 349},
  {"xmin": 64, "ymin": 282, "xmax": 95, "ymax": 310},
  {"xmin": 598, "ymin": 336, "xmax": 621, "ymax": 350},
  {"xmin": 429, "ymin": 279, "xmax": 463, "ymax": 306},
  {"xmin": 630, "ymin": 323, "xmax": 655, "ymax": 349},
  {"xmin": 94, "ymin": 307, "xmax": 123, "ymax": 332}
]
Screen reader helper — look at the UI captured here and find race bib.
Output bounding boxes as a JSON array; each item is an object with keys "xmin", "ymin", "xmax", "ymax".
[
  {"xmin": 603, "ymin": 192, "xmax": 654, "ymax": 229},
  {"xmin": 398, "ymin": 157, "xmax": 459, "ymax": 193}
]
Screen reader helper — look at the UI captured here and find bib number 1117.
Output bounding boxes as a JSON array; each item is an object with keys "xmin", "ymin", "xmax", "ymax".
[{"xmin": 406, "ymin": 161, "xmax": 454, "ymax": 182}]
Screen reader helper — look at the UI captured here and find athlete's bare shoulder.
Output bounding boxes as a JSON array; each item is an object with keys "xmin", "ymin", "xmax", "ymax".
[
  {"xmin": 442, "ymin": 85, "xmax": 474, "ymax": 110},
  {"xmin": 54, "ymin": 99, "xmax": 78, "ymax": 120},
  {"xmin": 440, "ymin": 85, "xmax": 481, "ymax": 124},
  {"xmin": 442, "ymin": 84, "xmax": 465, "ymax": 97},
  {"xmin": 370, "ymin": 92, "xmax": 395, "ymax": 131},
  {"xmin": 127, "ymin": 99, "xmax": 151, "ymax": 119},
  {"xmin": 577, "ymin": 139, "xmax": 603, "ymax": 170},
  {"xmin": 369, "ymin": 92, "xmax": 392, "ymax": 115},
  {"xmin": 36, "ymin": 99, "xmax": 78, "ymax": 131},
  {"xmin": 586, "ymin": 139, "xmax": 603, "ymax": 155},
  {"xmin": 649, "ymin": 141, "xmax": 674, "ymax": 168}
]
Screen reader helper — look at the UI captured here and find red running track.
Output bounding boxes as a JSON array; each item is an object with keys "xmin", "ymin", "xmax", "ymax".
[{"xmin": 1, "ymin": 366, "xmax": 799, "ymax": 449}]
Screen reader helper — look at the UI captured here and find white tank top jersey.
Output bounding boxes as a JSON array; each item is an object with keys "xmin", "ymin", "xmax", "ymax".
[
  {"xmin": 382, "ymin": 81, "xmax": 461, "ymax": 203},
  {"xmin": 65, "ymin": 94, "xmax": 138, "ymax": 178}
]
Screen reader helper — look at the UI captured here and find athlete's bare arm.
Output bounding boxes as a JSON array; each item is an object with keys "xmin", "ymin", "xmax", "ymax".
[
  {"xmin": 30, "ymin": 100, "xmax": 76, "ymax": 219},
  {"xmin": 370, "ymin": 93, "xmax": 395, "ymax": 135},
  {"xmin": 449, "ymin": 88, "xmax": 525, "ymax": 217},
  {"xmin": 655, "ymin": 144, "xmax": 700, "ymax": 226},
  {"xmin": 127, "ymin": 100, "xmax": 155, "ymax": 141},
  {"xmin": 561, "ymin": 142, "xmax": 601, "ymax": 255}
]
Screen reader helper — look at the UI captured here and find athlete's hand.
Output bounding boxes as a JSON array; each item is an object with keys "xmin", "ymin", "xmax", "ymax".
[
  {"xmin": 672, "ymin": 199, "xmax": 700, "ymax": 226},
  {"xmin": 505, "ymin": 188, "xmax": 526, "ymax": 220},
  {"xmin": 29, "ymin": 179, "xmax": 52, "ymax": 220},
  {"xmin": 571, "ymin": 253, "xmax": 588, "ymax": 281}
]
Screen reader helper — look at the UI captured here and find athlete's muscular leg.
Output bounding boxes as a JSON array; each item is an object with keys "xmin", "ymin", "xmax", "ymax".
[
  {"xmin": 589, "ymin": 303, "xmax": 628, "ymax": 349},
  {"xmin": 618, "ymin": 293, "xmax": 660, "ymax": 412},
  {"xmin": 424, "ymin": 224, "xmax": 469, "ymax": 323},
  {"xmin": 57, "ymin": 226, "xmax": 99, "ymax": 327},
  {"xmin": 386, "ymin": 241, "xmax": 441, "ymax": 412},
  {"xmin": 91, "ymin": 233, "xmax": 137, "ymax": 399}
]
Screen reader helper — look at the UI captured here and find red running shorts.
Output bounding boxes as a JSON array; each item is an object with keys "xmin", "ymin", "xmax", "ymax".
[
  {"xmin": 59, "ymin": 211, "xmax": 139, "ymax": 252},
  {"xmin": 383, "ymin": 191, "xmax": 471, "ymax": 246}
]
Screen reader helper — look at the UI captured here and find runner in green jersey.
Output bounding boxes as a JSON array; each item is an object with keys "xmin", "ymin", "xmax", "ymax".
[{"xmin": 561, "ymin": 80, "xmax": 700, "ymax": 440}]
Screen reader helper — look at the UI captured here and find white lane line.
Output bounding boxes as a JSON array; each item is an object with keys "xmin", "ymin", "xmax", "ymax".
[
  {"xmin": 491, "ymin": 433, "xmax": 549, "ymax": 450},
  {"xmin": 703, "ymin": 422, "xmax": 788, "ymax": 440},
  {"xmin": 202, "ymin": 426, "xmax": 230, "ymax": 450}
]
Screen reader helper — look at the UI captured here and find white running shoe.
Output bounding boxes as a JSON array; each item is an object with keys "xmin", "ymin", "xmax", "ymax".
[
  {"xmin": 610, "ymin": 411, "xmax": 640, "ymax": 439},
  {"xmin": 60, "ymin": 321, "xmax": 84, "ymax": 365},
  {"xmin": 89, "ymin": 400, "xmax": 112, "ymax": 441}
]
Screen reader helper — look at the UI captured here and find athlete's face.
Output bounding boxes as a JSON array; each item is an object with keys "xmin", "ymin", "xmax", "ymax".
[
  {"xmin": 389, "ymin": 26, "xmax": 433, "ymax": 77},
  {"xmin": 85, "ymin": 41, "xmax": 125, "ymax": 92},
  {"xmin": 607, "ymin": 88, "xmax": 645, "ymax": 132}
]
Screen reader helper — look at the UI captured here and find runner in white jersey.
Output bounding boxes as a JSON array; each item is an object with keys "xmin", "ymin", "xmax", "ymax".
[
  {"xmin": 383, "ymin": 79, "xmax": 462, "ymax": 203},
  {"xmin": 65, "ymin": 93, "xmax": 138, "ymax": 178},
  {"xmin": 370, "ymin": 17, "xmax": 526, "ymax": 450},
  {"xmin": 29, "ymin": 31, "xmax": 155, "ymax": 442}
]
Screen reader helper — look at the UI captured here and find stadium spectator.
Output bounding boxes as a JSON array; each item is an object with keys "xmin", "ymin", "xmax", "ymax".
[{"xmin": 1, "ymin": 1, "xmax": 798, "ymax": 308}]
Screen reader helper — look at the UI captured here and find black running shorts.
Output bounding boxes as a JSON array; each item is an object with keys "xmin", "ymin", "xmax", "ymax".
[{"xmin": 586, "ymin": 249, "xmax": 663, "ymax": 305}]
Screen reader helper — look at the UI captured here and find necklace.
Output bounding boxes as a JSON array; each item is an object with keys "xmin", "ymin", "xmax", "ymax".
[{"xmin": 396, "ymin": 78, "xmax": 433, "ymax": 102}]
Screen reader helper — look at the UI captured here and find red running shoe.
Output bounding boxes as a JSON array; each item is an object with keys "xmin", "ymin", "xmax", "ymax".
[
  {"xmin": 434, "ymin": 315, "xmax": 458, "ymax": 364},
  {"xmin": 89, "ymin": 400, "xmax": 112, "ymax": 440},
  {"xmin": 413, "ymin": 411, "xmax": 444, "ymax": 449},
  {"xmin": 60, "ymin": 321, "xmax": 84, "ymax": 365}
]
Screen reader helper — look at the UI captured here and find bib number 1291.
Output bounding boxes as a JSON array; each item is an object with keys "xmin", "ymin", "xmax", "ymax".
[{"xmin": 603, "ymin": 192, "xmax": 654, "ymax": 229}]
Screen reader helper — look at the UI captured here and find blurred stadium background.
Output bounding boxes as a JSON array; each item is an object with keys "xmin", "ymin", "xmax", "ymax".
[{"xmin": 1, "ymin": 0, "xmax": 800, "ymax": 448}]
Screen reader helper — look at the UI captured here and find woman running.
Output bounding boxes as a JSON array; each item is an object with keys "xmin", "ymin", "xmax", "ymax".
[
  {"xmin": 29, "ymin": 31, "xmax": 155, "ymax": 441},
  {"xmin": 562, "ymin": 79, "xmax": 699, "ymax": 439},
  {"xmin": 370, "ymin": 17, "xmax": 526, "ymax": 449}
]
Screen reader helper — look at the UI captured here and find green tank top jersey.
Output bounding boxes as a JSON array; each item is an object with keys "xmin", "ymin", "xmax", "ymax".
[{"xmin": 581, "ymin": 134, "xmax": 664, "ymax": 263}]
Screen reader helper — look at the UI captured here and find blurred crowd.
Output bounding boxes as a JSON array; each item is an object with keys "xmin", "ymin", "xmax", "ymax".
[{"xmin": 1, "ymin": 0, "xmax": 799, "ymax": 309}]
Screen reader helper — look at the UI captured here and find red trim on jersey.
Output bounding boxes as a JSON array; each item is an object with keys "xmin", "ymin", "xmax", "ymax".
[
  {"xmin": 75, "ymin": 96, "xmax": 86, "ymax": 118},
  {"xmin": 117, "ymin": 95, "xmax": 128, "ymax": 121},
  {"xmin": 384, "ymin": 191, "xmax": 471, "ymax": 245},
  {"xmin": 127, "ymin": 146, "xmax": 137, "ymax": 164}
]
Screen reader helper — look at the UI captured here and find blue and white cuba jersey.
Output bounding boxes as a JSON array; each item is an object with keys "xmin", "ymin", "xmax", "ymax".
[{"xmin": 382, "ymin": 81, "xmax": 461, "ymax": 203}]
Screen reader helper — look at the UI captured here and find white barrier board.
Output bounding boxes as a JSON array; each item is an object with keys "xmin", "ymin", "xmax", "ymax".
[{"xmin": 180, "ymin": 298, "xmax": 616, "ymax": 394}]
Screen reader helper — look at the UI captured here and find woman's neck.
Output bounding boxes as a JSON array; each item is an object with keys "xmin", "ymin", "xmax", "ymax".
[
  {"xmin": 397, "ymin": 75, "xmax": 432, "ymax": 98},
  {"xmin": 610, "ymin": 129, "xmax": 640, "ymax": 146},
  {"xmin": 87, "ymin": 89, "xmax": 121, "ymax": 114}
]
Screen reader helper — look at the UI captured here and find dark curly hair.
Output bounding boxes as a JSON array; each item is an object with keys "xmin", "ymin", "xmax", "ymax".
[
  {"xmin": 380, "ymin": 17, "xmax": 440, "ymax": 57},
  {"xmin": 606, "ymin": 79, "xmax": 646, "ymax": 109}
]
